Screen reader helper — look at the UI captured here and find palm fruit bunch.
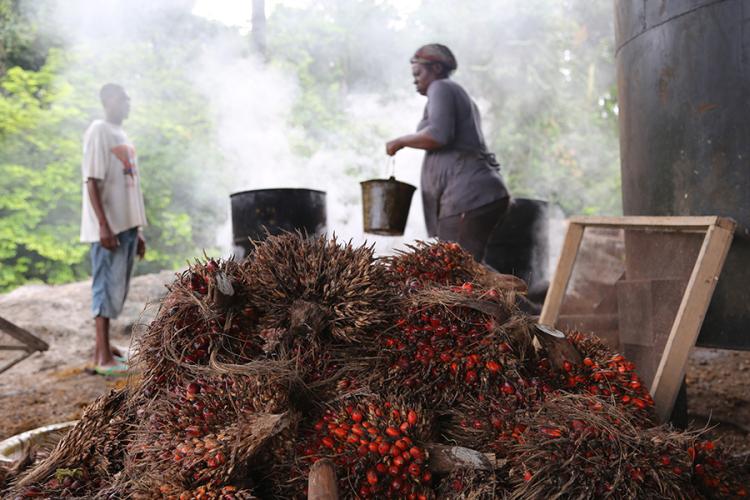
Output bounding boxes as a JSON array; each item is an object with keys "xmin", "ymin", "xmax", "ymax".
[
  {"xmin": 375, "ymin": 283, "xmax": 535, "ymax": 408},
  {"xmin": 501, "ymin": 393, "xmax": 748, "ymax": 499},
  {"xmin": 276, "ymin": 396, "xmax": 433, "ymax": 499},
  {"xmin": 245, "ymin": 234, "xmax": 392, "ymax": 344},
  {"xmin": 11, "ymin": 389, "xmax": 131, "ymax": 499}
]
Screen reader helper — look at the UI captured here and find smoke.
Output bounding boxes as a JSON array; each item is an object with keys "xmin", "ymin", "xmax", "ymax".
[{"xmin": 43, "ymin": 0, "xmax": 620, "ymax": 275}]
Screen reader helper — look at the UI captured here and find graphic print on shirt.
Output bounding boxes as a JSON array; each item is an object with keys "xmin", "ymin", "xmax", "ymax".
[{"xmin": 111, "ymin": 144, "xmax": 138, "ymax": 186}]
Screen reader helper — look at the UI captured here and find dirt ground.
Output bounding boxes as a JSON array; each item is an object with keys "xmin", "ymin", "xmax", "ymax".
[
  {"xmin": 0, "ymin": 272, "xmax": 748, "ymax": 457},
  {"xmin": 0, "ymin": 271, "xmax": 174, "ymax": 442}
]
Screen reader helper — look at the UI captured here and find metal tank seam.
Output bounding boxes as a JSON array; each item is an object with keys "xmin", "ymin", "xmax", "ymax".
[{"xmin": 615, "ymin": 0, "xmax": 731, "ymax": 56}]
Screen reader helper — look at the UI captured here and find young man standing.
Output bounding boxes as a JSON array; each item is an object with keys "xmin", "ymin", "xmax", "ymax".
[{"xmin": 80, "ymin": 83, "xmax": 147, "ymax": 375}]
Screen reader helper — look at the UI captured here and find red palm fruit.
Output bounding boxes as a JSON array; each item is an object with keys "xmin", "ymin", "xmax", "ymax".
[
  {"xmin": 421, "ymin": 471, "xmax": 432, "ymax": 483},
  {"xmin": 378, "ymin": 442, "xmax": 390, "ymax": 455},
  {"xmin": 524, "ymin": 470, "xmax": 533, "ymax": 482},
  {"xmin": 400, "ymin": 421, "xmax": 410, "ymax": 433},
  {"xmin": 501, "ymin": 382, "xmax": 515, "ymax": 395},
  {"xmin": 408, "ymin": 463, "xmax": 421, "ymax": 476},
  {"xmin": 394, "ymin": 456, "xmax": 405, "ymax": 467},
  {"xmin": 570, "ymin": 419, "xmax": 585, "ymax": 432},
  {"xmin": 486, "ymin": 360, "xmax": 501, "ymax": 372},
  {"xmin": 333, "ymin": 428, "xmax": 347, "ymax": 440},
  {"xmin": 366, "ymin": 469, "xmax": 379, "ymax": 485},
  {"xmin": 389, "ymin": 465, "xmax": 401, "ymax": 477},
  {"xmin": 410, "ymin": 447, "xmax": 424, "ymax": 461},
  {"xmin": 368, "ymin": 442, "xmax": 378, "ymax": 453},
  {"xmin": 358, "ymin": 445, "xmax": 369, "ymax": 456},
  {"xmin": 391, "ymin": 478, "xmax": 404, "ymax": 491},
  {"xmin": 540, "ymin": 427, "xmax": 562, "ymax": 438},
  {"xmin": 322, "ymin": 437, "xmax": 335, "ymax": 448},
  {"xmin": 395, "ymin": 439, "xmax": 408, "ymax": 451},
  {"xmin": 407, "ymin": 410, "xmax": 418, "ymax": 425},
  {"xmin": 465, "ymin": 370, "xmax": 478, "ymax": 384},
  {"xmin": 390, "ymin": 445, "xmax": 402, "ymax": 457}
]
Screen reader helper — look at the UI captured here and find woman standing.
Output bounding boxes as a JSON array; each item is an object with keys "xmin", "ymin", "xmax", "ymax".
[{"xmin": 386, "ymin": 44, "xmax": 510, "ymax": 262}]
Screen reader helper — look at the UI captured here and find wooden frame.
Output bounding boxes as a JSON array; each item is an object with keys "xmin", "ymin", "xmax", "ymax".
[
  {"xmin": 539, "ymin": 216, "xmax": 735, "ymax": 422},
  {"xmin": 0, "ymin": 316, "xmax": 49, "ymax": 375}
]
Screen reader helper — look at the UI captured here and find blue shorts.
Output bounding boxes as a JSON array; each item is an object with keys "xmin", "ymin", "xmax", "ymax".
[{"xmin": 91, "ymin": 227, "xmax": 138, "ymax": 319}]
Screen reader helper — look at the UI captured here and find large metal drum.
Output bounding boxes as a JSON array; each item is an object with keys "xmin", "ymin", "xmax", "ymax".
[
  {"xmin": 230, "ymin": 189, "xmax": 327, "ymax": 257},
  {"xmin": 485, "ymin": 198, "xmax": 549, "ymax": 290},
  {"xmin": 615, "ymin": 0, "xmax": 750, "ymax": 349}
]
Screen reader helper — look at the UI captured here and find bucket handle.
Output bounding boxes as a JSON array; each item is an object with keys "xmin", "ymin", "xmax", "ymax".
[{"xmin": 386, "ymin": 156, "xmax": 396, "ymax": 179}]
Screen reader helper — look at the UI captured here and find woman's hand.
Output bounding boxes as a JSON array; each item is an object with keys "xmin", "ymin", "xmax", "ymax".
[
  {"xmin": 386, "ymin": 131, "xmax": 443, "ymax": 156},
  {"xmin": 386, "ymin": 138, "xmax": 404, "ymax": 156}
]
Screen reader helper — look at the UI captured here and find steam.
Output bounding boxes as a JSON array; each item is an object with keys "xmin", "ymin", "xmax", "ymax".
[{"xmin": 43, "ymin": 0, "xmax": 619, "ymax": 274}]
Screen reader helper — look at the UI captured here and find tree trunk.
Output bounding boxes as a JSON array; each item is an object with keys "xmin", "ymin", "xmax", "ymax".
[{"xmin": 251, "ymin": 0, "xmax": 267, "ymax": 59}]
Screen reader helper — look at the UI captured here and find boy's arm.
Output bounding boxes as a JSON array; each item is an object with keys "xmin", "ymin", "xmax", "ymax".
[{"xmin": 86, "ymin": 178, "xmax": 118, "ymax": 250}]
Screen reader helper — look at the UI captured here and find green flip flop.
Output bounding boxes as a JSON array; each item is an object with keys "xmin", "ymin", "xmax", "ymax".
[{"xmin": 93, "ymin": 363, "xmax": 129, "ymax": 377}]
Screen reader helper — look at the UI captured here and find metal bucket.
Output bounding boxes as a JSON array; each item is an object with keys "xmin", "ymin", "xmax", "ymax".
[
  {"xmin": 361, "ymin": 176, "xmax": 416, "ymax": 236},
  {"xmin": 230, "ymin": 188, "xmax": 327, "ymax": 257}
]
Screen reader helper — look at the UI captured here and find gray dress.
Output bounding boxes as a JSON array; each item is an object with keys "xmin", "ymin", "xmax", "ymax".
[{"xmin": 417, "ymin": 79, "xmax": 509, "ymax": 236}]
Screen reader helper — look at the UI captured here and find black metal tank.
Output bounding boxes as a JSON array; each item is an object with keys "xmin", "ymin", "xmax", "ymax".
[
  {"xmin": 230, "ymin": 188, "xmax": 327, "ymax": 257},
  {"xmin": 615, "ymin": 0, "xmax": 750, "ymax": 349},
  {"xmin": 484, "ymin": 198, "xmax": 549, "ymax": 290}
]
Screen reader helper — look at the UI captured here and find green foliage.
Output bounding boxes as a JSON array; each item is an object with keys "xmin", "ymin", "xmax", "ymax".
[{"xmin": 0, "ymin": 51, "xmax": 89, "ymax": 290}]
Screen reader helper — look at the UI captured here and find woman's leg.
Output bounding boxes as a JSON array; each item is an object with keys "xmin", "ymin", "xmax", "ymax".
[{"xmin": 437, "ymin": 197, "xmax": 510, "ymax": 262}]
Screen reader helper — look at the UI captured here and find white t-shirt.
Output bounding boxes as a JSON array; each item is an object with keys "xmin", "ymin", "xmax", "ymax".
[{"xmin": 80, "ymin": 120, "xmax": 147, "ymax": 242}]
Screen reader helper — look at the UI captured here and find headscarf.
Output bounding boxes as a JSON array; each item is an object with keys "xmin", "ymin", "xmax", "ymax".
[{"xmin": 410, "ymin": 44, "xmax": 458, "ymax": 76}]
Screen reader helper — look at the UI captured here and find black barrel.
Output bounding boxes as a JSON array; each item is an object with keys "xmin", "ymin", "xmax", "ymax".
[
  {"xmin": 230, "ymin": 188, "xmax": 327, "ymax": 257},
  {"xmin": 484, "ymin": 198, "xmax": 549, "ymax": 289},
  {"xmin": 615, "ymin": 0, "xmax": 750, "ymax": 349}
]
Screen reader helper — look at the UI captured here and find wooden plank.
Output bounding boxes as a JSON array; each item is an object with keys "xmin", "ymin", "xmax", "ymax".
[
  {"xmin": 0, "ymin": 316, "xmax": 48, "ymax": 352},
  {"xmin": 569, "ymin": 215, "xmax": 735, "ymax": 231},
  {"xmin": 0, "ymin": 351, "xmax": 33, "ymax": 375},
  {"xmin": 308, "ymin": 458, "xmax": 339, "ymax": 500},
  {"xmin": 650, "ymin": 224, "xmax": 735, "ymax": 422},
  {"xmin": 0, "ymin": 345, "xmax": 32, "ymax": 351},
  {"xmin": 539, "ymin": 222, "xmax": 585, "ymax": 326}
]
